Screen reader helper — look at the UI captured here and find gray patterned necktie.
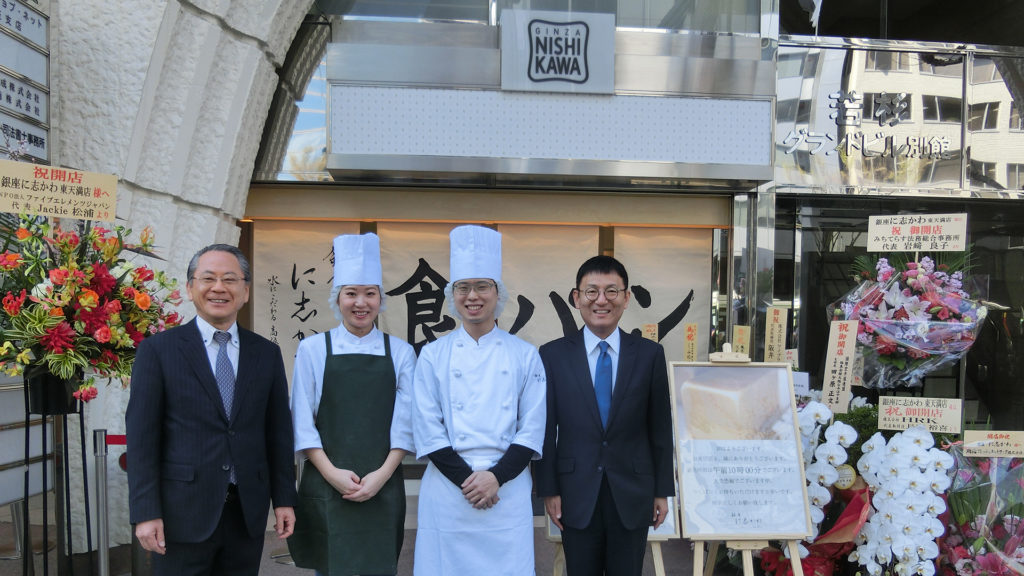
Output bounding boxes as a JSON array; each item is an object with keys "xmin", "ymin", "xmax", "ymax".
[{"xmin": 213, "ymin": 330, "xmax": 235, "ymax": 416}]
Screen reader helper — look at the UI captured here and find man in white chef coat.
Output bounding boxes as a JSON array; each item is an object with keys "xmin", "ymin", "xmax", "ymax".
[{"xmin": 411, "ymin": 224, "xmax": 547, "ymax": 576}]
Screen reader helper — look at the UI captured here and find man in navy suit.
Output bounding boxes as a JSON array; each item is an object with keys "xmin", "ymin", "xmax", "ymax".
[
  {"xmin": 535, "ymin": 255, "xmax": 674, "ymax": 576},
  {"xmin": 127, "ymin": 244, "xmax": 296, "ymax": 576}
]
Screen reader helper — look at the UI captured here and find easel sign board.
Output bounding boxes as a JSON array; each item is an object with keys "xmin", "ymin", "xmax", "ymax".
[
  {"xmin": 546, "ymin": 495, "xmax": 681, "ymax": 541},
  {"xmin": 670, "ymin": 362, "xmax": 811, "ymax": 540}
]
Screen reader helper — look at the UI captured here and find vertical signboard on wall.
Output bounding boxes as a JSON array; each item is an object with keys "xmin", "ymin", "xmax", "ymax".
[{"xmin": 0, "ymin": 0, "xmax": 49, "ymax": 162}]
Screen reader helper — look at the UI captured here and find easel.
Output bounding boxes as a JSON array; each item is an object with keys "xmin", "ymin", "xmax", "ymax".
[{"xmin": 693, "ymin": 540, "xmax": 804, "ymax": 576}]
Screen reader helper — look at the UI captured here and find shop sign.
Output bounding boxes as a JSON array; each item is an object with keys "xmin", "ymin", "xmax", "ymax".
[
  {"xmin": 0, "ymin": 67, "xmax": 46, "ymax": 123},
  {"xmin": 867, "ymin": 213, "xmax": 967, "ymax": 252},
  {"xmin": 822, "ymin": 320, "xmax": 856, "ymax": 414},
  {"xmin": 732, "ymin": 325, "xmax": 751, "ymax": 356},
  {"xmin": 499, "ymin": 9, "xmax": 615, "ymax": 95},
  {"xmin": 1, "ymin": 0, "xmax": 48, "ymax": 49},
  {"xmin": 780, "ymin": 90, "xmax": 953, "ymax": 162},
  {"xmin": 0, "ymin": 158, "xmax": 117, "ymax": 221},
  {"xmin": 683, "ymin": 322, "xmax": 699, "ymax": 361},
  {"xmin": 878, "ymin": 396, "xmax": 962, "ymax": 434},
  {"xmin": 1, "ymin": 109, "xmax": 46, "ymax": 160},
  {"xmin": 963, "ymin": 430, "xmax": 1024, "ymax": 458}
]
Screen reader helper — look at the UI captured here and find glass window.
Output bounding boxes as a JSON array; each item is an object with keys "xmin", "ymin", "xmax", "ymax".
[
  {"xmin": 968, "ymin": 102, "xmax": 1000, "ymax": 131},
  {"xmin": 922, "ymin": 95, "xmax": 962, "ymax": 123},
  {"xmin": 1008, "ymin": 164, "xmax": 1024, "ymax": 189},
  {"xmin": 866, "ymin": 51, "xmax": 911, "ymax": 72},
  {"xmin": 1011, "ymin": 103, "xmax": 1024, "ymax": 131},
  {"xmin": 969, "ymin": 159, "xmax": 997, "ymax": 187},
  {"xmin": 971, "ymin": 58, "xmax": 1001, "ymax": 84}
]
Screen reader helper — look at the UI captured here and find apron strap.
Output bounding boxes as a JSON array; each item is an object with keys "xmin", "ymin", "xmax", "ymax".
[{"xmin": 324, "ymin": 329, "xmax": 333, "ymax": 356}]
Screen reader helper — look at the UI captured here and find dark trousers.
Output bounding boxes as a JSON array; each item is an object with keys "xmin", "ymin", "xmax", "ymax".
[
  {"xmin": 154, "ymin": 494, "xmax": 264, "ymax": 576},
  {"xmin": 561, "ymin": 476, "xmax": 650, "ymax": 576}
]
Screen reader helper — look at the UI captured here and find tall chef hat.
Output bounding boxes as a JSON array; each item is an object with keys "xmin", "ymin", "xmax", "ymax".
[
  {"xmin": 332, "ymin": 232, "xmax": 382, "ymax": 288},
  {"xmin": 448, "ymin": 225, "xmax": 502, "ymax": 284},
  {"xmin": 445, "ymin": 225, "xmax": 509, "ymax": 319}
]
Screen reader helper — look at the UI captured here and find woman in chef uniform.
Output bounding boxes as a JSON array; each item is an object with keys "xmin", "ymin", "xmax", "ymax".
[
  {"xmin": 289, "ymin": 232, "xmax": 416, "ymax": 576},
  {"xmin": 411, "ymin": 225, "xmax": 547, "ymax": 575}
]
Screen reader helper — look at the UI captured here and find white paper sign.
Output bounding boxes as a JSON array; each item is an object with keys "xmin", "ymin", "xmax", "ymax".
[{"xmin": 868, "ymin": 213, "xmax": 967, "ymax": 252}]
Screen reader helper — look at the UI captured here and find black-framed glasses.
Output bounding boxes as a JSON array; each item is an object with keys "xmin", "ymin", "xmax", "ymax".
[
  {"xmin": 578, "ymin": 286, "xmax": 625, "ymax": 302},
  {"xmin": 191, "ymin": 275, "xmax": 245, "ymax": 288},
  {"xmin": 453, "ymin": 281, "xmax": 496, "ymax": 296}
]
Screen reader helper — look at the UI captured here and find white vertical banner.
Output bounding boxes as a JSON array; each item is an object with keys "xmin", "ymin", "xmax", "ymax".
[
  {"xmin": 252, "ymin": 220, "xmax": 357, "ymax": 382},
  {"xmin": 615, "ymin": 227, "xmax": 713, "ymax": 363},
  {"xmin": 823, "ymin": 320, "xmax": 858, "ymax": 414},
  {"xmin": 378, "ymin": 222, "xmax": 456, "ymax": 353},
  {"xmin": 497, "ymin": 224, "xmax": 600, "ymax": 346}
]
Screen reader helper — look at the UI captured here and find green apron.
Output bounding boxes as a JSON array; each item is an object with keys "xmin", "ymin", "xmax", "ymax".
[{"xmin": 289, "ymin": 331, "xmax": 406, "ymax": 575}]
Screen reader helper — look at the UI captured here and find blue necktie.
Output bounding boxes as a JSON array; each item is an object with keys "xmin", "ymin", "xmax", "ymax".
[{"xmin": 595, "ymin": 341, "xmax": 612, "ymax": 428}]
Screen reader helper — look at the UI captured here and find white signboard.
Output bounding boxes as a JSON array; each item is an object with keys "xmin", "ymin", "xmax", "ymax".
[
  {"xmin": 0, "ymin": 32, "xmax": 47, "ymax": 86},
  {"xmin": 0, "ymin": 68, "xmax": 47, "ymax": 123},
  {"xmin": 0, "ymin": 0, "xmax": 48, "ymax": 49},
  {"xmin": 1, "ymin": 109, "xmax": 47, "ymax": 159},
  {"xmin": 822, "ymin": 320, "xmax": 857, "ymax": 414},
  {"xmin": 672, "ymin": 362, "xmax": 810, "ymax": 540},
  {"xmin": 867, "ymin": 213, "xmax": 968, "ymax": 253},
  {"xmin": 500, "ymin": 9, "xmax": 615, "ymax": 94}
]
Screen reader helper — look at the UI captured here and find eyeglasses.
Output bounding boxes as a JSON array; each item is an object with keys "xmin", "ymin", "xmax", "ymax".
[
  {"xmin": 579, "ymin": 287, "xmax": 625, "ymax": 302},
  {"xmin": 453, "ymin": 281, "xmax": 496, "ymax": 296},
  {"xmin": 191, "ymin": 275, "xmax": 245, "ymax": 288}
]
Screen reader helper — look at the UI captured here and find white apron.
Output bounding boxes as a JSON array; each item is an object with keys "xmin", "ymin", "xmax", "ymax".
[{"xmin": 413, "ymin": 329, "xmax": 539, "ymax": 576}]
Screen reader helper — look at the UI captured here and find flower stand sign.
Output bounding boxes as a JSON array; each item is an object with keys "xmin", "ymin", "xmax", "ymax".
[{"xmin": 828, "ymin": 256, "xmax": 987, "ymax": 389}]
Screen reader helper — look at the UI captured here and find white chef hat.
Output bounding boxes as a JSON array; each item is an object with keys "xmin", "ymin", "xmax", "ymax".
[
  {"xmin": 444, "ymin": 225, "xmax": 509, "ymax": 319},
  {"xmin": 448, "ymin": 225, "xmax": 501, "ymax": 284},
  {"xmin": 330, "ymin": 232, "xmax": 386, "ymax": 321},
  {"xmin": 332, "ymin": 233, "xmax": 382, "ymax": 287}
]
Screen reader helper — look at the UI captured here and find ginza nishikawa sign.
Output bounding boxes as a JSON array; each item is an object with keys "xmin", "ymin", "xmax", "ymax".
[{"xmin": 500, "ymin": 9, "xmax": 615, "ymax": 95}]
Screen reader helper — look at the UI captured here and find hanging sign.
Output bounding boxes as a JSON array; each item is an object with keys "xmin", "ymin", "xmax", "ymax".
[
  {"xmin": 963, "ymin": 430, "xmax": 1024, "ymax": 458},
  {"xmin": 867, "ymin": 213, "xmax": 967, "ymax": 252}
]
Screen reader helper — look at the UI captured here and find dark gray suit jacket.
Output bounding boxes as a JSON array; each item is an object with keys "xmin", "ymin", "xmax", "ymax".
[
  {"xmin": 126, "ymin": 319, "xmax": 297, "ymax": 542},
  {"xmin": 535, "ymin": 328, "xmax": 674, "ymax": 530}
]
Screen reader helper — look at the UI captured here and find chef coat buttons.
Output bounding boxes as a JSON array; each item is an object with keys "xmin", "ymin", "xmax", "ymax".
[
  {"xmin": 456, "ymin": 342, "xmax": 464, "ymax": 348},
  {"xmin": 455, "ymin": 402, "xmax": 464, "ymax": 410},
  {"xmin": 501, "ymin": 370, "xmax": 509, "ymax": 375},
  {"xmin": 458, "ymin": 434, "xmax": 467, "ymax": 441},
  {"xmin": 453, "ymin": 369, "xmax": 462, "ymax": 378},
  {"xmin": 222, "ymin": 464, "xmax": 231, "ymax": 471}
]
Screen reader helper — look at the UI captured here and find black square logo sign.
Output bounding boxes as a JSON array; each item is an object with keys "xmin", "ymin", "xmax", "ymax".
[{"xmin": 528, "ymin": 19, "xmax": 590, "ymax": 84}]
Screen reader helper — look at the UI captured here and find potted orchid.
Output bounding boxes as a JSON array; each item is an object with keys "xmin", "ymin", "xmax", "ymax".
[
  {"xmin": 828, "ymin": 255, "xmax": 987, "ymax": 389},
  {"xmin": 0, "ymin": 214, "xmax": 182, "ymax": 412}
]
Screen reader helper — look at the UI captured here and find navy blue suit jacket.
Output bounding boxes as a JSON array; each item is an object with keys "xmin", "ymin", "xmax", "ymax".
[
  {"xmin": 126, "ymin": 319, "xmax": 297, "ymax": 542},
  {"xmin": 535, "ymin": 328, "xmax": 674, "ymax": 531}
]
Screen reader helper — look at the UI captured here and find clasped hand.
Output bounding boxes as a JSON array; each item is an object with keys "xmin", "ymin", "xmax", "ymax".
[
  {"xmin": 461, "ymin": 470, "xmax": 500, "ymax": 510},
  {"xmin": 324, "ymin": 467, "xmax": 387, "ymax": 502}
]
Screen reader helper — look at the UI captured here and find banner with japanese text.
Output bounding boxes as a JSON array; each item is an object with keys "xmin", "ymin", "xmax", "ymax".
[
  {"xmin": 252, "ymin": 220, "xmax": 359, "ymax": 381},
  {"xmin": 615, "ymin": 227, "xmax": 712, "ymax": 362},
  {"xmin": 0, "ymin": 158, "xmax": 116, "ymax": 221}
]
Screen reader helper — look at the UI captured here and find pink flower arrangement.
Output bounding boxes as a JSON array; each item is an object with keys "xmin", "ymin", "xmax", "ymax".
[
  {"xmin": 937, "ymin": 444, "xmax": 1024, "ymax": 576},
  {"xmin": 828, "ymin": 256, "xmax": 987, "ymax": 388},
  {"xmin": 0, "ymin": 215, "xmax": 182, "ymax": 401}
]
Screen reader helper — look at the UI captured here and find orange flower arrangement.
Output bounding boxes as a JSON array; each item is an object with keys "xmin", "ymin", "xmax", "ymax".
[{"xmin": 0, "ymin": 214, "xmax": 182, "ymax": 402}]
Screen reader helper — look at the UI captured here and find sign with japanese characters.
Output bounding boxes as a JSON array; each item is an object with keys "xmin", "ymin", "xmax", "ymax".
[
  {"xmin": 252, "ymin": 220, "xmax": 358, "ymax": 381},
  {"xmin": 683, "ymin": 323, "xmax": 699, "ymax": 362},
  {"xmin": 822, "ymin": 320, "xmax": 857, "ymax": 414},
  {"xmin": 0, "ymin": 158, "xmax": 115, "ymax": 220},
  {"xmin": 252, "ymin": 220, "xmax": 714, "ymax": 386},
  {"xmin": 765, "ymin": 306, "xmax": 787, "ymax": 362},
  {"xmin": 500, "ymin": 9, "xmax": 615, "ymax": 94},
  {"xmin": 878, "ymin": 396, "xmax": 962, "ymax": 434},
  {"xmin": 0, "ymin": 0, "xmax": 48, "ymax": 49},
  {"xmin": 732, "ymin": 325, "xmax": 750, "ymax": 356},
  {"xmin": 867, "ymin": 213, "xmax": 967, "ymax": 253},
  {"xmin": 963, "ymin": 430, "xmax": 1024, "ymax": 458},
  {"xmin": 0, "ymin": 68, "xmax": 46, "ymax": 124},
  {"xmin": 671, "ymin": 362, "xmax": 810, "ymax": 540}
]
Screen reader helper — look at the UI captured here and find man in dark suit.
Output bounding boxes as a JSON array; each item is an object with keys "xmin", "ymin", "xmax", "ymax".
[
  {"xmin": 535, "ymin": 255, "xmax": 674, "ymax": 576},
  {"xmin": 127, "ymin": 244, "xmax": 297, "ymax": 576}
]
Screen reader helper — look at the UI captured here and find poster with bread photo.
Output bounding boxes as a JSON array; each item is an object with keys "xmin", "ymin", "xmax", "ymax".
[{"xmin": 671, "ymin": 362, "xmax": 810, "ymax": 540}]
